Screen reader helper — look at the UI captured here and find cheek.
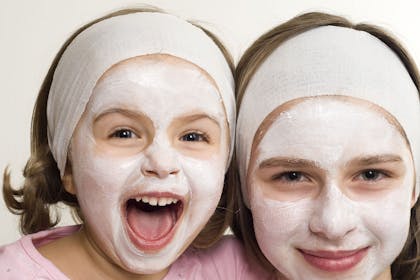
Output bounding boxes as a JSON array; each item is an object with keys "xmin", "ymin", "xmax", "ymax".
[
  {"xmin": 182, "ymin": 155, "xmax": 225, "ymax": 201},
  {"xmin": 250, "ymin": 179, "xmax": 311, "ymax": 245},
  {"xmin": 70, "ymin": 132, "xmax": 140, "ymax": 206},
  {"xmin": 179, "ymin": 155, "xmax": 226, "ymax": 237},
  {"xmin": 361, "ymin": 187, "xmax": 411, "ymax": 252},
  {"xmin": 249, "ymin": 182, "xmax": 312, "ymax": 274}
]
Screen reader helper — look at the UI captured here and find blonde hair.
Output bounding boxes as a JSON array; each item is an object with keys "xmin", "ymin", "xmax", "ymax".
[
  {"xmin": 231, "ymin": 12, "xmax": 420, "ymax": 279},
  {"xmin": 3, "ymin": 7, "xmax": 235, "ymax": 249}
]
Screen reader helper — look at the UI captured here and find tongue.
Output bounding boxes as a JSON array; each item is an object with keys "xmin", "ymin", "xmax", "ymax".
[{"xmin": 127, "ymin": 204, "xmax": 175, "ymax": 241}]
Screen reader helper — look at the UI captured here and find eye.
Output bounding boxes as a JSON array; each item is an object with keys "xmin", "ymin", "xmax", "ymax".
[
  {"xmin": 110, "ymin": 128, "xmax": 137, "ymax": 139},
  {"xmin": 357, "ymin": 169, "xmax": 387, "ymax": 181},
  {"xmin": 180, "ymin": 132, "xmax": 209, "ymax": 142},
  {"xmin": 272, "ymin": 171, "xmax": 307, "ymax": 182}
]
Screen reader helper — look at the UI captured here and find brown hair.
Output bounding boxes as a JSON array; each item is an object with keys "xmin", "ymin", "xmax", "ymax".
[
  {"xmin": 3, "ymin": 7, "xmax": 235, "ymax": 249},
  {"xmin": 231, "ymin": 12, "xmax": 420, "ymax": 279}
]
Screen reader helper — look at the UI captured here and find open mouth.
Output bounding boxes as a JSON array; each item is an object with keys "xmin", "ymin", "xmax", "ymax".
[{"xmin": 125, "ymin": 194, "xmax": 184, "ymax": 252}]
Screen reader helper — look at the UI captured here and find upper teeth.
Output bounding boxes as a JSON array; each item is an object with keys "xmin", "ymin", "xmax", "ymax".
[{"xmin": 135, "ymin": 197, "xmax": 179, "ymax": 206}]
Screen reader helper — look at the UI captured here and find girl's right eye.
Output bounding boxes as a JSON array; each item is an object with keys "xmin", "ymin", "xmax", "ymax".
[
  {"xmin": 272, "ymin": 171, "xmax": 307, "ymax": 182},
  {"xmin": 110, "ymin": 129, "xmax": 138, "ymax": 139}
]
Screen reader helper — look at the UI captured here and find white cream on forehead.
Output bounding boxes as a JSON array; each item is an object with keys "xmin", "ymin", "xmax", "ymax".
[
  {"xmin": 249, "ymin": 98, "xmax": 414, "ymax": 279},
  {"xmin": 256, "ymin": 98, "xmax": 410, "ymax": 171},
  {"xmin": 91, "ymin": 57, "xmax": 226, "ymax": 129},
  {"xmin": 69, "ymin": 56, "xmax": 229, "ymax": 273}
]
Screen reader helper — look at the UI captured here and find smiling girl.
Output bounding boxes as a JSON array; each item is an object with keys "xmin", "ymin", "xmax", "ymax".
[{"xmin": 233, "ymin": 12, "xmax": 420, "ymax": 280}]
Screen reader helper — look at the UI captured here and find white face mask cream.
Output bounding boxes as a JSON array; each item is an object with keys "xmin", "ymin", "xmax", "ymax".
[
  {"xmin": 236, "ymin": 26, "xmax": 420, "ymax": 206},
  {"xmin": 68, "ymin": 55, "xmax": 229, "ymax": 273},
  {"xmin": 248, "ymin": 97, "xmax": 415, "ymax": 280}
]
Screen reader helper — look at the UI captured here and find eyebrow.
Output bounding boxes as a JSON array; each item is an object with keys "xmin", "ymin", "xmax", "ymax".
[
  {"xmin": 175, "ymin": 113, "xmax": 221, "ymax": 127},
  {"xmin": 347, "ymin": 154, "xmax": 403, "ymax": 166},
  {"xmin": 95, "ymin": 109, "xmax": 221, "ymax": 129},
  {"xmin": 94, "ymin": 108, "xmax": 148, "ymax": 121},
  {"xmin": 259, "ymin": 157, "xmax": 319, "ymax": 169},
  {"xmin": 258, "ymin": 154, "xmax": 403, "ymax": 170}
]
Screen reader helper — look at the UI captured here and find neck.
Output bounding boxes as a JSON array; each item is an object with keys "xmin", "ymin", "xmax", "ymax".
[
  {"xmin": 78, "ymin": 226, "xmax": 170, "ymax": 280},
  {"xmin": 39, "ymin": 225, "xmax": 169, "ymax": 280},
  {"xmin": 375, "ymin": 267, "xmax": 392, "ymax": 280}
]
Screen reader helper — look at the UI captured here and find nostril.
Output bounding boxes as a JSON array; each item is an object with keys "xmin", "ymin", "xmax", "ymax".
[
  {"xmin": 169, "ymin": 169, "xmax": 180, "ymax": 175},
  {"xmin": 141, "ymin": 167, "xmax": 179, "ymax": 178},
  {"xmin": 142, "ymin": 169, "xmax": 158, "ymax": 177}
]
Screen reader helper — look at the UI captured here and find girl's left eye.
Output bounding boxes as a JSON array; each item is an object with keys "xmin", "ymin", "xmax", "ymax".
[
  {"xmin": 180, "ymin": 132, "xmax": 208, "ymax": 142},
  {"xmin": 357, "ymin": 169, "xmax": 387, "ymax": 181}
]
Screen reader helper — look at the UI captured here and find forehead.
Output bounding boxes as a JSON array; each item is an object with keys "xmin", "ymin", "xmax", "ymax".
[
  {"xmin": 253, "ymin": 96, "xmax": 410, "ymax": 161},
  {"xmin": 84, "ymin": 54, "xmax": 225, "ymax": 119},
  {"xmin": 98, "ymin": 54, "xmax": 218, "ymax": 87}
]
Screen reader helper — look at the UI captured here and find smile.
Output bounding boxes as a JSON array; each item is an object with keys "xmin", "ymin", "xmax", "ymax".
[
  {"xmin": 299, "ymin": 247, "xmax": 369, "ymax": 272},
  {"xmin": 124, "ymin": 192, "xmax": 184, "ymax": 252}
]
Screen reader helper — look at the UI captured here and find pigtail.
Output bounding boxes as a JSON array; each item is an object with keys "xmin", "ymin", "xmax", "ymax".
[{"xmin": 2, "ymin": 148, "xmax": 76, "ymax": 234}]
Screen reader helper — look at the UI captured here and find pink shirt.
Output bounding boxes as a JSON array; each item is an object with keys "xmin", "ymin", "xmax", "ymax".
[{"xmin": 0, "ymin": 226, "xmax": 272, "ymax": 279}]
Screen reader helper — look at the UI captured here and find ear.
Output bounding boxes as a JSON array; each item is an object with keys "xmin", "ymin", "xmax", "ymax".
[{"xmin": 62, "ymin": 162, "xmax": 76, "ymax": 195}]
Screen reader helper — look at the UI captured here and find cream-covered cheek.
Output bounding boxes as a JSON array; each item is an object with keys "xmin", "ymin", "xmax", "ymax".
[
  {"xmin": 69, "ymin": 57, "xmax": 228, "ymax": 274},
  {"xmin": 248, "ymin": 99, "xmax": 414, "ymax": 279}
]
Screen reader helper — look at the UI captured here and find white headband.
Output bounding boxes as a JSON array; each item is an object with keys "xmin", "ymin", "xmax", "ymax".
[
  {"xmin": 237, "ymin": 26, "xmax": 420, "ymax": 206},
  {"xmin": 47, "ymin": 12, "xmax": 235, "ymax": 176}
]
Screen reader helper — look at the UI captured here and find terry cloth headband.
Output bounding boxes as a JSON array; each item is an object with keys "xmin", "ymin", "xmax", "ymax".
[
  {"xmin": 47, "ymin": 12, "xmax": 235, "ymax": 176},
  {"xmin": 236, "ymin": 25, "xmax": 420, "ymax": 206}
]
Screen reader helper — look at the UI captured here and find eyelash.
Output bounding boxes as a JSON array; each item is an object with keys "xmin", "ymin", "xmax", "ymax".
[
  {"xmin": 355, "ymin": 169, "xmax": 389, "ymax": 181},
  {"xmin": 109, "ymin": 128, "xmax": 138, "ymax": 139},
  {"xmin": 180, "ymin": 131, "xmax": 210, "ymax": 143},
  {"xmin": 271, "ymin": 170, "xmax": 389, "ymax": 182},
  {"xmin": 271, "ymin": 171, "xmax": 308, "ymax": 182}
]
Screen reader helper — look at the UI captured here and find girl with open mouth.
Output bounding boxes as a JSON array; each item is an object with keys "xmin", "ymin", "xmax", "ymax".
[
  {"xmin": 232, "ymin": 12, "xmax": 420, "ymax": 280},
  {"xmin": 1, "ymin": 8, "xmax": 242, "ymax": 279}
]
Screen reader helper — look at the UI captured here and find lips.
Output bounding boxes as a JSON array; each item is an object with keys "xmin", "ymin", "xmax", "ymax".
[
  {"xmin": 299, "ymin": 247, "xmax": 369, "ymax": 272},
  {"xmin": 124, "ymin": 193, "xmax": 184, "ymax": 252}
]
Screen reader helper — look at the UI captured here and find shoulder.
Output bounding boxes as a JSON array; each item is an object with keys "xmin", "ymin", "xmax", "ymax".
[
  {"xmin": 0, "ymin": 235, "xmax": 34, "ymax": 277},
  {"xmin": 195, "ymin": 235, "xmax": 242, "ymax": 254},
  {"xmin": 0, "ymin": 233, "xmax": 49, "ymax": 279},
  {"xmin": 166, "ymin": 235, "xmax": 271, "ymax": 280},
  {"xmin": 184, "ymin": 235, "xmax": 245, "ymax": 264},
  {"xmin": 0, "ymin": 226, "xmax": 78, "ymax": 279}
]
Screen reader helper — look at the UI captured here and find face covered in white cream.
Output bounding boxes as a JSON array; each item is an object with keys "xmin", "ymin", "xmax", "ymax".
[
  {"xmin": 66, "ymin": 54, "xmax": 229, "ymax": 274},
  {"xmin": 248, "ymin": 96, "xmax": 415, "ymax": 280}
]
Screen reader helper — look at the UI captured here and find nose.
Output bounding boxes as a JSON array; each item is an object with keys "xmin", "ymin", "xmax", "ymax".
[
  {"xmin": 141, "ymin": 140, "xmax": 180, "ymax": 179},
  {"xmin": 309, "ymin": 182, "xmax": 358, "ymax": 241}
]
